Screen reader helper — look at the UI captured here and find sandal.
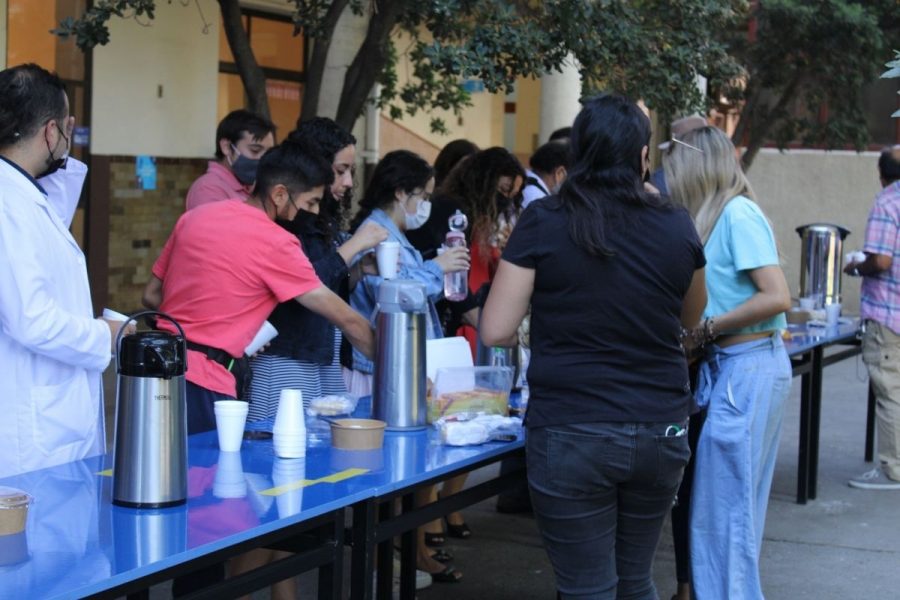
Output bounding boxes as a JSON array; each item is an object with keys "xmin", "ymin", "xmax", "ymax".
[
  {"xmin": 444, "ymin": 516, "xmax": 472, "ymax": 539},
  {"xmin": 424, "ymin": 532, "xmax": 445, "ymax": 547},
  {"xmin": 423, "ymin": 564, "xmax": 462, "ymax": 583}
]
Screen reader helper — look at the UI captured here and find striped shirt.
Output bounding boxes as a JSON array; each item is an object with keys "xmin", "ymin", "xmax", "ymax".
[{"xmin": 861, "ymin": 180, "xmax": 900, "ymax": 334}]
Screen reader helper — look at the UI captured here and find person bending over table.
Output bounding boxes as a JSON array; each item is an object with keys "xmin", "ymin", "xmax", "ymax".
[
  {"xmin": 664, "ymin": 125, "xmax": 792, "ymax": 600},
  {"xmin": 481, "ymin": 94, "xmax": 707, "ymax": 600}
]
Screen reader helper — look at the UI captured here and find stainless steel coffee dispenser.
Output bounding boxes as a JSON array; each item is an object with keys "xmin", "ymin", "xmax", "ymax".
[
  {"xmin": 113, "ymin": 311, "xmax": 188, "ymax": 508},
  {"xmin": 372, "ymin": 280, "xmax": 428, "ymax": 430},
  {"xmin": 796, "ymin": 223, "xmax": 850, "ymax": 308}
]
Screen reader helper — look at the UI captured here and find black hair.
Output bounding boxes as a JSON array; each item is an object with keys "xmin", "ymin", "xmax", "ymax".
[
  {"xmin": 561, "ymin": 94, "xmax": 654, "ymax": 257},
  {"xmin": 287, "ymin": 117, "xmax": 357, "ymax": 163},
  {"xmin": 288, "ymin": 117, "xmax": 357, "ymax": 235},
  {"xmin": 530, "ymin": 140, "xmax": 571, "ymax": 175},
  {"xmin": 0, "ymin": 64, "xmax": 67, "ymax": 149},
  {"xmin": 439, "ymin": 147, "xmax": 525, "ymax": 246},
  {"xmin": 254, "ymin": 140, "xmax": 334, "ymax": 201},
  {"xmin": 879, "ymin": 147, "xmax": 900, "ymax": 185},
  {"xmin": 214, "ymin": 109, "xmax": 277, "ymax": 159},
  {"xmin": 350, "ymin": 150, "xmax": 434, "ymax": 231},
  {"xmin": 434, "ymin": 139, "xmax": 479, "ymax": 187},
  {"xmin": 549, "ymin": 126, "xmax": 572, "ymax": 142}
]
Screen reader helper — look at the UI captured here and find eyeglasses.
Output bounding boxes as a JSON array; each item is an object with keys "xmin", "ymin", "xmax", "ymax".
[{"xmin": 669, "ymin": 137, "xmax": 704, "ymax": 154}]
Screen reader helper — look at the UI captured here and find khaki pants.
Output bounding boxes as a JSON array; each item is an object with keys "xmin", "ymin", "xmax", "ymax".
[{"xmin": 862, "ymin": 320, "xmax": 900, "ymax": 480}]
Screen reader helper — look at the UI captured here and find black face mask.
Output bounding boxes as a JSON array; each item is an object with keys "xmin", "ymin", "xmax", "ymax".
[{"xmin": 37, "ymin": 123, "xmax": 69, "ymax": 179}]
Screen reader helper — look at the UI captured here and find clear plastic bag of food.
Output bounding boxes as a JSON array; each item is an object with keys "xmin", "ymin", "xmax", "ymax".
[{"xmin": 306, "ymin": 393, "xmax": 359, "ymax": 417}]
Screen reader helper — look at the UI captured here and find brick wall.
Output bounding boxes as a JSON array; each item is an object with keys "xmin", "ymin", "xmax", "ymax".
[{"xmin": 105, "ymin": 156, "xmax": 207, "ymax": 311}]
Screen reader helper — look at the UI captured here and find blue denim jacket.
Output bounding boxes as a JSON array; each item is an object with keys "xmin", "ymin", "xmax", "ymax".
[{"xmin": 350, "ymin": 209, "xmax": 445, "ymax": 373}]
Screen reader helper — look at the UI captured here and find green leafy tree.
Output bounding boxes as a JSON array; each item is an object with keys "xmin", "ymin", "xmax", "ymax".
[
  {"xmin": 724, "ymin": 0, "xmax": 900, "ymax": 170},
  {"xmin": 54, "ymin": 0, "xmax": 743, "ymax": 135}
]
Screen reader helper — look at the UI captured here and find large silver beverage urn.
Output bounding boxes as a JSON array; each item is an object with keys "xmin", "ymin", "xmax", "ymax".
[
  {"xmin": 113, "ymin": 311, "xmax": 188, "ymax": 508},
  {"xmin": 372, "ymin": 280, "xmax": 428, "ymax": 430},
  {"xmin": 796, "ymin": 223, "xmax": 850, "ymax": 308}
]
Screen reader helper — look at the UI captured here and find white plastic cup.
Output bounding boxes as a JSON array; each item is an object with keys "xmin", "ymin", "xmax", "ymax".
[
  {"xmin": 273, "ymin": 432, "xmax": 306, "ymax": 458},
  {"xmin": 214, "ymin": 400, "xmax": 249, "ymax": 452},
  {"xmin": 826, "ymin": 302, "xmax": 841, "ymax": 326},
  {"xmin": 272, "ymin": 458, "xmax": 305, "ymax": 517},
  {"xmin": 245, "ymin": 321, "xmax": 278, "ymax": 356},
  {"xmin": 274, "ymin": 389, "xmax": 304, "ymax": 433},
  {"xmin": 102, "ymin": 308, "xmax": 129, "ymax": 322},
  {"xmin": 213, "ymin": 451, "xmax": 247, "ymax": 498},
  {"xmin": 375, "ymin": 241, "xmax": 400, "ymax": 280},
  {"xmin": 799, "ymin": 296, "xmax": 817, "ymax": 311}
]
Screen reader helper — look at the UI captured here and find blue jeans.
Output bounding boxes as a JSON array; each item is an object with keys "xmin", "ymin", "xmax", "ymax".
[
  {"xmin": 527, "ymin": 420, "xmax": 691, "ymax": 599},
  {"xmin": 690, "ymin": 334, "xmax": 791, "ymax": 600}
]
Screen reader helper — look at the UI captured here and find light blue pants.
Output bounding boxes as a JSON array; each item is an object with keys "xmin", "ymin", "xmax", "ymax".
[{"xmin": 690, "ymin": 335, "xmax": 791, "ymax": 600}]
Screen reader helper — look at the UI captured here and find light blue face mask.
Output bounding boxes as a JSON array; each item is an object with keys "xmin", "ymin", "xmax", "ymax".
[{"xmin": 405, "ymin": 198, "xmax": 432, "ymax": 230}]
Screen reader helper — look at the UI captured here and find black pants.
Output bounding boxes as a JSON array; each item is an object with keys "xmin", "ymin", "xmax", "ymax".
[{"xmin": 670, "ymin": 409, "xmax": 706, "ymax": 584}]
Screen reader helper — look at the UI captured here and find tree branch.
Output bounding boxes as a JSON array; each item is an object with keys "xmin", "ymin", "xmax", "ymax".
[
  {"xmin": 299, "ymin": 0, "xmax": 351, "ymax": 124},
  {"xmin": 740, "ymin": 73, "xmax": 803, "ymax": 171},
  {"xmin": 334, "ymin": 0, "xmax": 404, "ymax": 131},
  {"xmin": 218, "ymin": 0, "xmax": 270, "ymax": 120}
]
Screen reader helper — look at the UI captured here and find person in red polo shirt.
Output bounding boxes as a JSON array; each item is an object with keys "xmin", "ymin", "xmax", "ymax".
[
  {"xmin": 144, "ymin": 141, "xmax": 375, "ymax": 434},
  {"xmin": 185, "ymin": 110, "xmax": 277, "ymax": 211}
]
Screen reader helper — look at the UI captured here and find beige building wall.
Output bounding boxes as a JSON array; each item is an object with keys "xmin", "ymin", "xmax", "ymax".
[
  {"xmin": 91, "ymin": 0, "xmax": 220, "ymax": 158},
  {"xmin": 380, "ymin": 29, "xmax": 507, "ymax": 155},
  {"xmin": 513, "ymin": 75, "xmax": 542, "ymax": 159},
  {"xmin": 748, "ymin": 148, "xmax": 882, "ymax": 315}
]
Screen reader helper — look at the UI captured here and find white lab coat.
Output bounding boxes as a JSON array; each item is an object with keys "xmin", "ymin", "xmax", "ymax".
[{"xmin": 0, "ymin": 157, "xmax": 110, "ymax": 478}]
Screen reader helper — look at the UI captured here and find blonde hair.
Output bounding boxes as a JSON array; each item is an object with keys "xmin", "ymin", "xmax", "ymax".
[{"xmin": 663, "ymin": 126, "xmax": 756, "ymax": 243}]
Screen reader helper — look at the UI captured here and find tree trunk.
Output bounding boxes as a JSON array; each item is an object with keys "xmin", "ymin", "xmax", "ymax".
[
  {"xmin": 299, "ymin": 0, "xmax": 350, "ymax": 125},
  {"xmin": 218, "ymin": 0, "xmax": 270, "ymax": 120},
  {"xmin": 334, "ymin": 0, "xmax": 404, "ymax": 132},
  {"xmin": 739, "ymin": 74, "xmax": 803, "ymax": 172}
]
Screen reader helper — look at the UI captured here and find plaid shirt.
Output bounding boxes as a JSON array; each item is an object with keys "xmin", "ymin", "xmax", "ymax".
[{"xmin": 861, "ymin": 180, "xmax": 900, "ymax": 334}]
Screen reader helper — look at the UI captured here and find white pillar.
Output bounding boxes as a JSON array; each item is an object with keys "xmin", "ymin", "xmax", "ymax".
[
  {"xmin": 316, "ymin": 6, "xmax": 368, "ymax": 119},
  {"xmin": 539, "ymin": 54, "xmax": 581, "ymax": 143}
]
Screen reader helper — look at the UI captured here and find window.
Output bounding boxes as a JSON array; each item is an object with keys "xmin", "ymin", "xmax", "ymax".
[{"xmin": 218, "ymin": 10, "xmax": 306, "ymax": 138}]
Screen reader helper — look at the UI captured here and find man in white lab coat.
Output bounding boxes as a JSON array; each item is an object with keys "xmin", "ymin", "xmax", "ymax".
[{"xmin": 0, "ymin": 63, "xmax": 125, "ymax": 478}]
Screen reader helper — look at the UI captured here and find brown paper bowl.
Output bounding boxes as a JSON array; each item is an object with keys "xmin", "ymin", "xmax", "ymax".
[{"xmin": 330, "ymin": 418, "xmax": 386, "ymax": 450}]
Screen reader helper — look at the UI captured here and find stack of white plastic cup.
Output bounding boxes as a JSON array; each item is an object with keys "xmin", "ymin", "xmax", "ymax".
[
  {"xmin": 214, "ymin": 400, "xmax": 249, "ymax": 452},
  {"xmin": 272, "ymin": 457, "xmax": 306, "ymax": 517},
  {"xmin": 213, "ymin": 451, "xmax": 247, "ymax": 499},
  {"xmin": 273, "ymin": 389, "xmax": 306, "ymax": 458}
]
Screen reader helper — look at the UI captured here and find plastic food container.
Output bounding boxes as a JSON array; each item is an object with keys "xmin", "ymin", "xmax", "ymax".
[
  {"xmin": 330, "ymin": 418, "xmax": 386, "ymax": 450},
  {"xmin": 0, "ymin": 487, "xmax": 32, "ymax": 566},
  {"xmin": 0, "ymin": 488, "xmax": 31, "ymax": 536},
  {"xmin": 427, "ymin": 366, "xmax": 515, "ymax": 423}
]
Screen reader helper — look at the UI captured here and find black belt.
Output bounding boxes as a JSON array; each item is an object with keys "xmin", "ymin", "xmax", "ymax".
[{"xmin": 186, "ymin": 340, "xmax": 241, "ymax": 371}]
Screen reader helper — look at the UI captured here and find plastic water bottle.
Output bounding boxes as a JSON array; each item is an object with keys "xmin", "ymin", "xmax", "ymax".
[{"xmin": 444, "ymin": 210, "xmax": 469, "ymax": 301}]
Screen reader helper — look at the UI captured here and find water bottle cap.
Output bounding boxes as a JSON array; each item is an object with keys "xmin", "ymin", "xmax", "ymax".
[{"xmin": 448, "ymin": 210, "xmax": 468, "ymax": 232}]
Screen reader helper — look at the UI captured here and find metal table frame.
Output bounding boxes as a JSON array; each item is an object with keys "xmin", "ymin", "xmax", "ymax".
[
  {"xmin": 788, "ymin": 325, "xmax": 866, "ymax": 504},
  {"xmin": 347, "ymin": 446, "xmax": 526, "ymax": 600}
]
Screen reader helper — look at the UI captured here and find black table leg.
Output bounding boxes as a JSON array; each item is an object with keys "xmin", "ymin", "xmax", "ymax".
[
  {"xmin": 349, "ymin": 500, "xmax": 376, "ymax": 600},
  {"xmin": 865, "ymin": 382, "xmax": 876, "ymax": 462},
  {"xmin": 808, "ymin": 346, "xmax": 824, "ymax": 500},
  {"xmin": 398, "ymin": 493, "xmax": 416, "ymax": 600},
  {"xmin": 318, "ymin": 511, "xmax": 344, "ymax": 600},
  {"xmin": 797, "ymin": 352, "xmax": 812, "ymax": 504},
  {"xmin": 375, "ymin": 501, "xmax": 394, "ymax": 600}
]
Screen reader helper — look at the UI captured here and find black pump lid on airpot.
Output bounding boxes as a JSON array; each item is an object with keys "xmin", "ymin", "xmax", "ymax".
[{"xmin": 118, "ymin": 331, "xmax": 186, "ymax": 379}]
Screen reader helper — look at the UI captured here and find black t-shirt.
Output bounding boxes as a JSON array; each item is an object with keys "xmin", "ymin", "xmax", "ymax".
[{"xmin": 502, "ymin": 196, "xmax": 705, "ymax": 428}]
